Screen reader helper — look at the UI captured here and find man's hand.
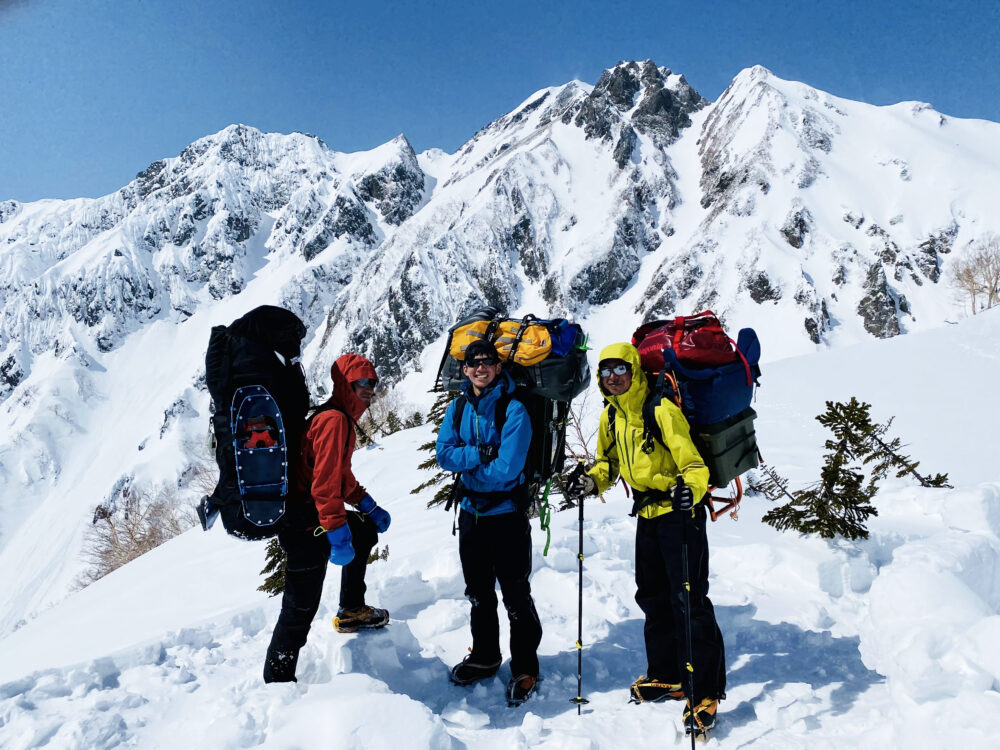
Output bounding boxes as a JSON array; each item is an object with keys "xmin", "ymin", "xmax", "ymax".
[
  {"xmin": 326, "ymin": 524, "xmax": 355, "ymax": 566},
  {"xmin": 563, "ymin": 462, "xmax": 597, "ymax": 499},
  {"xmin": 478, "ymin": 444, "xmax": 499, "ymax": 464},
  {"xmin": 672, "ymin": 478, "xmax": 694, "ymax": 511},
  {"xmin": 358, "ymin": 494, "xmax": 391, "ymax": 533}
]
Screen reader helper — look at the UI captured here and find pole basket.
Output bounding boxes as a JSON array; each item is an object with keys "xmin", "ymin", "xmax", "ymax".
[{"xmin": 707, "ymin": 476, "xmax": 743, "ymax": 522}]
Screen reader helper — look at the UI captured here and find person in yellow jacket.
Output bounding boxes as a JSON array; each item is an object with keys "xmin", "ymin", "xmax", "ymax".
[{"xmin": 564, "ymin": 342, "xmax": 725, "ymax": 734}]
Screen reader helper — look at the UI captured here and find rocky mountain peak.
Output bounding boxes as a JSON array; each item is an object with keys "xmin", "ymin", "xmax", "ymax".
[{"xmin": 567, "ymin": 59, "xmax": 706, "ymax": 153}]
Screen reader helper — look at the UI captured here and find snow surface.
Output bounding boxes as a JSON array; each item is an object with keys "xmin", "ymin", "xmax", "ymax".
[{"xmin": 2, "ymin": 309, "xmax": 999, "ymax": 749}]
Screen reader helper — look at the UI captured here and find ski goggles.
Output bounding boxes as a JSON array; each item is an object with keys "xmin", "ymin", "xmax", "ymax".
[
  {"xmin": 353, "ymin": 378, "xmax": 379, "ymax": 388},
  {"xmin": 464, "ymin": 356, "xmax": 500, "ymax": 369},
  {"xmin": 598, "ymin": 363, "xmax": 631, "ymax": 378}
]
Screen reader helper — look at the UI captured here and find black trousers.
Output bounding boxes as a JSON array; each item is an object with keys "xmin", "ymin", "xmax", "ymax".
[
  {"xmin": 267, "ymin": 510, "xmax": 379, "ymax": 657},
  {"xmin": 635, "ymin": 503, "xmax": 726, "ymax": 701},
  {"xmin": 458, "ymin": 509, "xmax": 542, "ymax": 678}
]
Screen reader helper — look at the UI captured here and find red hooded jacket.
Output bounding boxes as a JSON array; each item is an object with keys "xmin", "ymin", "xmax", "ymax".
[{"xmin": 298, "ymin": 353, "xmax": 377, "ymax": 531}]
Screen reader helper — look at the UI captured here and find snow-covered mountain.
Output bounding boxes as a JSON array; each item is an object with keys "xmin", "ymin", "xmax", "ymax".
[{"xmin": 1, "ymin": 59, "xmax": 998, "ymax": 637}]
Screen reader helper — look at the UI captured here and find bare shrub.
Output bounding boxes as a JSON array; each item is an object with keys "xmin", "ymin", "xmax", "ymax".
[
  {"xmin": 950, "ymin": 233, "xmax": 1000, "ymax": 314},
  {"xmin": 564, "ymin": 388, "xmax": 600, "ymax": 465},
  {"xmin": 357, "ymin": 386, "xmax": 422, "ymax": 443},
  {"xmin": 77, "ymin": 483, "xmax": 197, "ymax": 588}
]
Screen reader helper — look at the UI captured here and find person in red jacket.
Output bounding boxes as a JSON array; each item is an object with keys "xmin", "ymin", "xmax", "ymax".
[{"xmin": 263, "ymin": 353, "xmax": 391, "ymax": 683}]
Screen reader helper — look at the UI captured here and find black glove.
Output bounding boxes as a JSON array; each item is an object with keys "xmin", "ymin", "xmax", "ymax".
[
  {"xmin": 672, "ymin": 478, "xmax": 694, "ymax": 511},
  {"xmin": 478, "ymin": 444, "xmax": 499, "ymax": 464},
  {"xmin": 563, "ymin": 462, "xmax": 597, "ymax": 499}
]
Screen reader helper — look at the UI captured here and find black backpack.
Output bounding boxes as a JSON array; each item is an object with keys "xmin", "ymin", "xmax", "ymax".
[{"xmin": 202, "ymin": 306, "xmax": 310, "ymax": 540}]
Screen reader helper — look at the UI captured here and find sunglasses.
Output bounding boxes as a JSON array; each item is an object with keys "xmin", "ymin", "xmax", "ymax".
[
  {"xmin": 598, "ymin": 364, "xmax": 631, "ymax": 378},
  {"xmin": 464, "ymin": 357, "xmax": 499, "ymax": 369},
  {"xmin": 354, "ymin": 378, "xmax": 379, "ymax": 388}
]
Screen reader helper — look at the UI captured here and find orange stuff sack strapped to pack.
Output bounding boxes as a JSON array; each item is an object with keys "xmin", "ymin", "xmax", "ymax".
[{"xmin": 448, "ymin": 315, "xmax": 553, "ymax": 366}]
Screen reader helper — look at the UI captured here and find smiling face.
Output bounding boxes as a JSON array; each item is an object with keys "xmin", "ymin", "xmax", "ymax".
[
  {"xmin": 599, "ymin": 358, "xmax": 632, "ymax": 397},
  {"xmin": 463, "ymin": 355, "xmax": 502, "ymax": 396}
]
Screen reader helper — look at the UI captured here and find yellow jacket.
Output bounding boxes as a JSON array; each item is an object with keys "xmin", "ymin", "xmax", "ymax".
[{"xmin": 587, "ymin": 342, "xmax": 709, "ymax": 518}]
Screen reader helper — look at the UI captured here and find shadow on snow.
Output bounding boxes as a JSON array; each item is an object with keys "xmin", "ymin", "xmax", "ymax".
[{"xmin": 337, "ymin": 602, "xmax": 883, "ymax": 739}]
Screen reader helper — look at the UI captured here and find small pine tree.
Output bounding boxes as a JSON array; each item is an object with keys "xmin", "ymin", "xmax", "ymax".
[
  {"xmin": 819, "ymin": 397, "xmax": 951, "ymax": 488},
  {"xmin": 258, "ymin": 538, "xmax": 286, "ymax": 596},
  {"xmin": 411, "ymin": 391, "xmax": 458, "ymax": 508},
  {"xmin": 385, "ymin": 410, "xmax": 403, "ymax": 435},
  {"xmin": 762, "ymin": 398, "xmax": 950, "ymax": 540},
  {"xmin": 750, "ymin": 463, "xmax": 797, "ymax": 503},
  {"xmin": 762, "ymin": 433, "xmax": 877, "ymax": 540}
]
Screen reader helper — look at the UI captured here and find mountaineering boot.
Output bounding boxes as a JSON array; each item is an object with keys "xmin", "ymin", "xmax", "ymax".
[
  {"xmin": 333, "ymin": 605, "xmax": 389, "ymax": 633},
  {"xmin": 629, "ymin": 675, "xmax": 686, "ymax": 703},
  {"xmin": 262, "ymin": 647, "xmax": 299, "ymax": 683},
  {"xmin": 683, "ymin": 697, "xmax": 719, "ymax": 738},
  {"xmin": 506, "ymin": 674, "xmax": 538, "ymax": 706},
  {"xmin": 449, "ymin": 653, "xmax": 502, "ymax": 686}
]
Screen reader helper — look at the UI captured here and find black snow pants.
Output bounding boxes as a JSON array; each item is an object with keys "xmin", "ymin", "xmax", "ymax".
[
  {"xmin": 263, "ymin": 510, "xmax": 378, "ymax": 681},
  {"xmin": 458, "ymin": 509, "xmax": 542, "ymax": 678},
  {"xmin": 634, "ymin": 502, "xmax": 726, "ymax": 701}
]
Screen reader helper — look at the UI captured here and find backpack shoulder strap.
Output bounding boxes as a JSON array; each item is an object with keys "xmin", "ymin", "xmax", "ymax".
[
  {"xmin": 494, "ymin": 391, "xmax": 513, "ymax": 435},
  {"xmin": 307, "ymin": 403, "xmax": 354, "ymax": 453},
  {"xmin": 453, "ymin": 396, "xmax": 467, "ymax": 439},
  {"xmin": 641, "ymin": 395, "xmax": 666, "ymax": 452}
]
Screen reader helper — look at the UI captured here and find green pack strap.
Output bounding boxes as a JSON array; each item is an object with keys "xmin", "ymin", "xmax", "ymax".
[{"xmin": 539, "ymin": 478, "xmax": 553, "ymax": 555}]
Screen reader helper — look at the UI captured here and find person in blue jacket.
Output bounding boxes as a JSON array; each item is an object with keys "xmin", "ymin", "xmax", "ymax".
[{"xmin": 435, "ymin": 338, "xmax": 542, "ymax": 706}]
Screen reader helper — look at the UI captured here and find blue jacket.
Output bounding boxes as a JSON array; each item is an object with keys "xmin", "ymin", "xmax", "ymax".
[{"xmin": 435, "ymin": 371, "xmax": 532, "ymax": 515}]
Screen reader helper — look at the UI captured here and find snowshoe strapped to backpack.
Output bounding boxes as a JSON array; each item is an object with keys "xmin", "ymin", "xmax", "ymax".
[
  {"xmin": 205, "ymin": 306, "xmax": 310, "ymax": 540},
  {"xmin": 631, "ymin": 312, "xmax": 762, "ymax": 490},
  {"xmin": 436, "ymin": 308, "xmax": 590, "ymax": 502}
]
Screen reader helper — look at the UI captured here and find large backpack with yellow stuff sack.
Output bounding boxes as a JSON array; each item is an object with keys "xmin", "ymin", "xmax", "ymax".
[{"xmin": 435, "ymin": 307, "xmax": 590, "ymax": 497}]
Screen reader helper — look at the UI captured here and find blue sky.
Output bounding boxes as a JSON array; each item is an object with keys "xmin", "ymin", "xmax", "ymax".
[{"xmin": 1, "ymin": 0, "xmax": 997, "ymax": 202}]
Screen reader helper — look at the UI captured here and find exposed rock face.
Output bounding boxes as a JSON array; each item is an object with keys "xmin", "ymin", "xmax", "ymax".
[
  {"xmin": 0, "ymin": 200, "xmax": 20, "ymax": 223},
  {"xmin": 567, "ymin": 60, "xmax": 706, "ymax": 150},
  {"xmin": 914, "ymin": 224, "xmax": 958, "ymax": 283},
  {"xmin": 0, "ymin": 351, "xmax": 24, "ymax": 399},
  {"xmin": 746, "ymin": 271, "xmax": 782, "ymax": 303},
  {"xmin": 355, "ymin": 136, "xmax": 426, "ymax": 225},
  {"xmin": 857, "ymin": 263, "xmax": 901, "ymax": 338},
  {"xmin": 781, "ymin": 206, "xmax": 813, "ymax": 249}
]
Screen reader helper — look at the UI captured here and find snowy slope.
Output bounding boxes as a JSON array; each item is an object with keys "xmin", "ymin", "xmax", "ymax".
[{"xmin": 1, "ymin": 310, "xmax": 999, "ymax": 749}]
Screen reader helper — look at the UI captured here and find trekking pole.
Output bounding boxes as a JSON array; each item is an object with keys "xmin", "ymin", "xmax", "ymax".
[
  {"xmin": 569, "ymin": 491, "xmax": 589, "ymax": 715},
  {"xmin": 675, "ymin": 476, "xmax": 697, "ymax": 749}
]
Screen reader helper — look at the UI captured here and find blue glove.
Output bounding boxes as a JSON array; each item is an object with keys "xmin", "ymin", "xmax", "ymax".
[
  {"xmin": 326, "ymin": 524, "xmax": 355, "ymax": 566},
  {"xmin": 358, "ymin": 493, "xmax": 391, "ymax": 533}
]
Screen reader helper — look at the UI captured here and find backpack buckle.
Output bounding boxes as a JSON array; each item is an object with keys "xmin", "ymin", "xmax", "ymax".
[{"xmin": 640, "ymin": 432, "xmax": 656, "ymax": 454}]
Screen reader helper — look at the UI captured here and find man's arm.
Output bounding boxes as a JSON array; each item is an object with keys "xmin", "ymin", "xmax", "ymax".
[
  {"xmin": 471, "ymin": 398, "xmax": 531, "ymax": 484},
  {"xmin": 657, "ymin": 403, "xmax": 710, "ymax": 502},
  {"xmin": 588, "ymin": 406, "xmax": 619, "ymax": 493},
  {"xmin": 436, "ymin": 398, "xmax": 483, "ymax": 473}
]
